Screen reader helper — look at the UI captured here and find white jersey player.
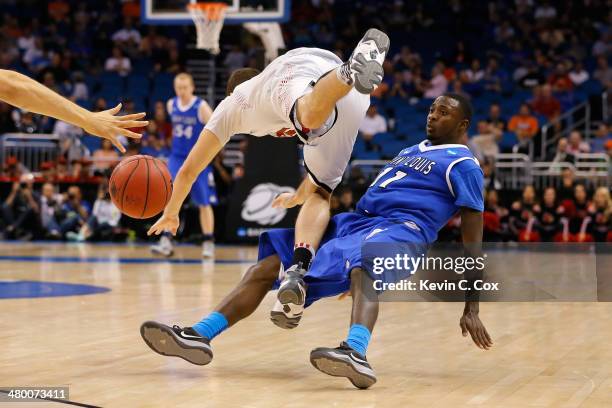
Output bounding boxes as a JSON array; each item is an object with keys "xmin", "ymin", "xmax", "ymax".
[{"xmin": 149, "ymin": 28, "xmax": 390, "ymax": 328}]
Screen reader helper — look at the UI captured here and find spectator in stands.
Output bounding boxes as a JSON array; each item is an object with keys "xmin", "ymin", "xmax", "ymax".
[
  {"xmin": 389, "ymin": 72, "xmax": 410, "ymax": 99},
  {"xmin": 141, "ymin": 133, "xmax": 171, "ymax": 160},
  {"xmin": 548, "ymin": 62, "xmax": 573, "ymax": 92},
  {"xmin": 70, "ymin": 72, "xmax": 89, "ymax": 101},
  {"xmin": 1, "ymin": 175, "xmax": 40, "ymax": 240},
  {"xmin": 590, "ymin": 123, "xmax": 611, "ymax": 153},
  {"xmin": 534, "ymin": 0, "xmax": 557, "ymax": 21},
  {"xmin": 569, "ymin": 61, "xmax": 589, "ymax": 87},
  {"xmin": 12, "ymin": 109, "xmax": 42, "ymax": 134},
  {"xmin": 483, "ymin": 189, "xmax": 509, "ymax": 241},
  {"xmin": 518, "ymin": 63, "xmax": 545, "ymax": 89},
  {"xmin": 508, "ymin": 103, "xmax": 539, "ymax": 147},
  {"xmin": 463, "ymin": 59, "xmax": 484, "ymax": 94},
  {"xmin": 59, "ymin": 185, "xmax": 91, "ymax": 238},
  {"xmin": 53, "ymin": 118, "xmax": 84, "ymax": 162},
  {"xmin": 105, "ymin": 47, "xmax": 132, "ymax": 77},
  {"xmin": 558, "ymin": 168, "xmax": 576, "ymax": 202},
  {"xmin": 509, "ymin": 185, "xmax": 541, "ymax": 241},
  {"xmin": 483, "ymin": 57, "xmax": 506, "ymax": 93},
  {"xmin": 486, "ymin": 103, "xmax": 506, "ymax": 131},
  {"xmin": 548, "ymin": 137, "xmax": 575, "ymax": 164},
  {"xmin": 55, "ymin": 158, "xmax": 69, "ymax": 181},
  {"xmin": 590, "ymin": 187, "xmax": 611, "ymax": 242},
  {"xmin": 570, "ymin": 184, "xmax": 590, "ymax": 235},
  {"xmin": 537, "ymin": 187, "xmax": 562, "ymax": 241},
  {"xmin": 224, "ymin": 45, "xmax": 247, "ymax": 74},
  {"xmin": 358, "ymin": 105, "xmax": 387, "ymax": 152},
  {"xmin": 593, "ymin": 56, "xmax": 612, "ymax": 89},
  {"xmin": 67, "ymin": 184, "xmax": 121, "ymax": 242},
  {"xmin": 153, "ymin": 101, "xmax": 172, "ymax": 141},
  {"xmin": 92, "ymin": 139, "xmax": 120, "ymax": 173},
  {"xmin": 112, "ymin": 17, "xmax": 142, "ymax": 49},
  {"xmin": 451, "ymin": 80, "xmax": 470, "ymax": 101},
  {"xmin": 469, "ymin": 121, "xmax": 501, "ymax": 161},
  {"xmin": 566, "ymin": 131, "xmax": 590, "ymax": 155},
  {"xmin": 423, "ymin": 64, "xmax": 448, "ymax": 99},
  {"xmin": 337, "ymin": 185, "xmax": 354, "ymax": 213},
  {"xmin": 39, "ymin": 182, "xmax": 63, "ymax": 239},
  {"xmin": 481, "ymin": 159, "xmax": 502, "ymax": 191},
  {"xmin": 531, "ymin": 84, "xmax": 561, "ymax": 120},
  {"xmin": 592, "ymin": 32, "xmax": 612, "ymax": 58},
  {"xmin": 2, "ymin": 156, "xmax": 29, "ymax": 180}
]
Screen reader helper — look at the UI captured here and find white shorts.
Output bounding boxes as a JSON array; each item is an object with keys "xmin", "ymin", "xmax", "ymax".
[{"xmin": 207, "ymin": 47, "xmax": 370, "ymax": 191}]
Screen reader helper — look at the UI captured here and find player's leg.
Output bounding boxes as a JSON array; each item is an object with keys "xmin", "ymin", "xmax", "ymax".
[
  {"xmin": 194, "ymin": 166, "xmax": 217, "ymax": 258},
  {"xmin": 150, "ymin": 155, "xmax": 181, "ymax": 257},
  {"xmin": 140, "ymin": 255, "xmax": 280, "ymax": 365},
  {"xmin": 199, "ymin": 205, "xmax": 214, "ymax": 257},
  {"xmin": 294, "ymin": 28, "xmax": 389, "ymax": 130},
  {"xmin": 310, "ymin": 267, "xmax": 379, "ymax": 389}
]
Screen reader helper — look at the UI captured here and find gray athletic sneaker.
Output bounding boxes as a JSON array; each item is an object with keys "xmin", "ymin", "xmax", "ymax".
[
  {"xmin": 310, "ymin": 342, "xmax": 377, "ymax": 389},
  {"xmin": 272, "ymin": 264, "xmax": 307, "ymax": 329},
  {"xmin": 339, "ymin": 28, "xmax": 390, "ymax": 94},
  {"xmin": 150, "ymin": 235, "xmax": 174, "ymax": 257},
  {"xmin": 140, "ymin": 321, "xmax": 212, "ymax": 365}
]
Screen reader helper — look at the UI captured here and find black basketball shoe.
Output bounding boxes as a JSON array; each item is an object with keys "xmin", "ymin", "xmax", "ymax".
[
  {"xmin": 310, "ymin": 342, "xmax": 377, "ymax": 389},
  {"xmin": 140, "ymin": 321, "xmax": 213, "ymax": 365}
]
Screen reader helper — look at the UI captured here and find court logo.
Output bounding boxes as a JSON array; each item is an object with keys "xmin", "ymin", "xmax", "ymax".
[{"xmin": 241, "ymin": 183, "xmax": 296, "ymax": 225}]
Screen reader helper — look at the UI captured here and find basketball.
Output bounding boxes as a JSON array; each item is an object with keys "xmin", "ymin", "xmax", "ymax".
[{"xmin": 109, "ymin": 155, "xmax": 172, "ymax": 219}]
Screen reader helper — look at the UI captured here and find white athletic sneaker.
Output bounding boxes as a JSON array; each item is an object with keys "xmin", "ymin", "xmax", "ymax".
[
  {"xmin": 151, "ymin": 235, "xmax": 174, "ymax": 257},
  {"xmin": 338, "ymin": 28, "xmax": 390, "ymax": 94},
  {"xmin": 202, "ymin": 241, "xmax": 215, "ymax": 258}
]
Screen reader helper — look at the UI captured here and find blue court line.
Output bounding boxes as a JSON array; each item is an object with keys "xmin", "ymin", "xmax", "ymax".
[{"xmin": 0, "ymin": 255, "xmax": 255, "ymax": 265}]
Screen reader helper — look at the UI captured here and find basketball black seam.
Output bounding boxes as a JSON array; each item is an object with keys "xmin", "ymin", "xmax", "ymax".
[
  {"xmin": 151, "ymin": 158, "xmax": 169, "ymax": 207},
  {"xmin": 140, "ymin": 158, "xmax": 151, "ymax": 218},
  {"xmin": 121, "ymin": 159, "xmax": 141, "ymax": 212}
]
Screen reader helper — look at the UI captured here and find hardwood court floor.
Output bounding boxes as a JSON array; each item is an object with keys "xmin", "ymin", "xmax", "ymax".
[{"xmin": 0, "ymin": 243, "xmax": 611, "ymax": 407}]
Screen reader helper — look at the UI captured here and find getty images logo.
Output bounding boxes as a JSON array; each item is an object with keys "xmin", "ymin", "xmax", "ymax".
[{"xmin": 241, "ymin": 183, "xmax": 296, "ymax": 225}]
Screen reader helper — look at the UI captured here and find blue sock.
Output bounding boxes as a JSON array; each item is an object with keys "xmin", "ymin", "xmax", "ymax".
[
  {"xmin": 192, "ymin": 312, "xmax": 228, "ymax": 341},
  {"xmin": 346, "ymin": 324, "xmax": 371, "ymax": 356}
]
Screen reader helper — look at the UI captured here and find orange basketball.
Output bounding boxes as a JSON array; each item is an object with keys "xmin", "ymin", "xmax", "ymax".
[{"xmin": 109, "ymin": 155, "xmax": 172, "ymax": 219}]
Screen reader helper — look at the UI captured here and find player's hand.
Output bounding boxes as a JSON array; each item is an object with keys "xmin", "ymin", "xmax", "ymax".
[
  {"xmin": 147, "ymin": 213, "xmax": 180, "ymax": 236},
  {"xmin": 272, "ymin": 192, "xmax": 302, "ymax": 209},
  {"xmin": 460, "ymin": 310, "xmax": 493, "ymax": 350},
  {"xmin": 83, "ymin": 103, "xmax": 148, "ymax": 153}
]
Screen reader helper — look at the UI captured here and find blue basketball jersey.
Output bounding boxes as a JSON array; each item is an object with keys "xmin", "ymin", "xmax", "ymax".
[
  {"xmin": 169, "ymin": 97, "xmax": 206, "ymax": 157},
  {"xmin": 356, "ymin": 140, "xmax": 484, "ymax": 243}
]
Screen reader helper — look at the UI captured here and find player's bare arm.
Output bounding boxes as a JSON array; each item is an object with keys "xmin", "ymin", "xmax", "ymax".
[
  {"xmin": 198, "ymin": 100, "xmax": 214, "ymax": 123},
  {"xmin": 0, "ymin": 69, "xmax": 147, "ymax": 153},
  {"xmin": 147, "ymin": 129, "xmax": 222, "ymax": 235},
  {"xmin": 459, "ymin": 207, "xmax": 493, "ymax": 350}
]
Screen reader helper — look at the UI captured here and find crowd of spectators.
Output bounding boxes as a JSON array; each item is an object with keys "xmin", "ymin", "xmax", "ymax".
[{"xmin": 0, "ymin": 0, "xmax": 610, "ymax": 242}]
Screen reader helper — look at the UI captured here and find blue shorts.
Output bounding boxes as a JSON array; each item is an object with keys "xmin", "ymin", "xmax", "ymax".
[
  {"xmin": 168, "ymin": 155, "xmax": 217, "ymax": 206},
  {"xmin": 258, "ymin": 212, "xmax": 428, "ymax": 307}
]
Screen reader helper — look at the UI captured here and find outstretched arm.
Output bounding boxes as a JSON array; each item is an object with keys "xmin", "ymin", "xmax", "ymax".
[
  {"xmin": 459, "ymin": 207, "xmax": 493, "ymax": 350},
  {"xmin": 0, "ymin": 69, "xmax": 147, "ymax": 152},
  {"xmin": 147, "ymin": 129, "xmax": 223, "ymax": 235},
  {"xmin": 272, "ymin": 176, "xmax": 331, "ymax": 251}
]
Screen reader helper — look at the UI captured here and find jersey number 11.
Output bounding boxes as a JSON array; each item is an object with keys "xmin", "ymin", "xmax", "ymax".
[{"xmin": 370, "ymin": 168, "xmax": 407, "ymax": 188}]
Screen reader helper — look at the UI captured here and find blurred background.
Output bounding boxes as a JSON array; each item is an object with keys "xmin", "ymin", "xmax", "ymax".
[{"xmin": 0, "ymin": 0, "xmax": 609, "ymax": 244}]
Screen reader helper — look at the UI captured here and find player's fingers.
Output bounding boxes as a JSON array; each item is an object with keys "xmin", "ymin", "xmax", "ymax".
[
  {"xmin": 111, "ymin": 137, "xmax": 126, "ymax": 154},
  {"xmin": 116, "ymin": 119, "xmax": 148, "ymax": 129},
  {"xmin": 271, "ymin": 196, "xmax": 284, "ymax": 208},
  {"xmin": 118, "ymin": 112, "xmax": 146, "ymax": 121},
  {"xmin": 483, "ymin": 328, "xmax": 493, "ymax": 347},
  {"xmin": 460, "ymin": 320, "xmax": 468, "ymax": 337},
  {"xmin": 476, "ymin": 329, "xmax": 489, "ymax": 350},
  {"xmin": 106, "ymin": 103, "xmax": 122, "ymax": 115},
  {"xmin": 468, "ymin": 327, "xmax": 482, "ymax": 349},
  {"xmin": 119, "ymin": 128, "xmax": 143, "ymax": 139}
]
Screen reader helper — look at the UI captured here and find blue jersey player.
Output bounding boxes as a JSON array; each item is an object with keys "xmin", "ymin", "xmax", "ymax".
[
  {"xmin": 150, "ymin": 73, "xmax": 218, "ymax": 258},
  {"xmin": 140, "ymin": 93, "xmax": 493, "ymax": 389}
]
